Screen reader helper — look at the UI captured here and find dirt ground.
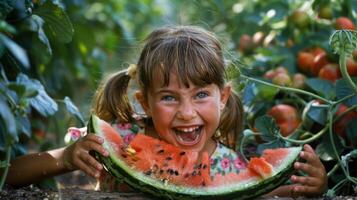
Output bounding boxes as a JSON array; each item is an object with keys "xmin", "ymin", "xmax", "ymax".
[{"xmin": 1, "ymin": 171, "xmax": 356, "ymax": 200}]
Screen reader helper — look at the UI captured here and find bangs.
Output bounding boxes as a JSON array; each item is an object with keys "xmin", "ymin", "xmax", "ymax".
[{"xmin": 139, "ymin": 28, "xmax": 225, "ymax": 90}]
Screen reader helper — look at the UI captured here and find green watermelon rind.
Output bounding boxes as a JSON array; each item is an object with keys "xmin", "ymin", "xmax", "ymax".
[{"xmin": 89, "ymin": 115, "xmax": 302, "ymax": 200}]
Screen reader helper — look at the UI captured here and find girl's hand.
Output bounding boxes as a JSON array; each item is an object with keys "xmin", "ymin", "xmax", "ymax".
[
  {"xmin": 290, "ymin": 144, "xmax": 327, "ymax": 197},
  {"xmin": 63, "ymin": 127, "xmax": 109, "ymax": 178}
]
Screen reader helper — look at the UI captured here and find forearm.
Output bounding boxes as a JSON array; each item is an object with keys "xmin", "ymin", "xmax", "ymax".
[{"xmin": 4, "ymin": 147, "xmax": 72, "ymax": 187}]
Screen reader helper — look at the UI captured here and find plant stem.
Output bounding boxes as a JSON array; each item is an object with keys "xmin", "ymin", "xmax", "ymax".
[
  {"xmin": 279, "ymin": 126, "xmax": 328, "ymax": 144},
  {"xmin": 339, "ymin": 50, "xmax": 357, "ymax": 94},
  {"xmin": 0, "ymin": 146, "xmax": 12, "ymax": 191},
  {"xmin": 327, "ymin": 163, "xmax": 340, "ymax": 177},
  {"xmin": 328, "ymin": 109, "xmax": 357, "ymax": 185},
  {"xmin": 241, "ymin": 75, "xmax": 331, "ymax": 103}
]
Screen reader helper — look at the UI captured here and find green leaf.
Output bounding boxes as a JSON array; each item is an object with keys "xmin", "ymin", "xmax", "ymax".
[
  {"xmin": 33, "ymin": 1, "xmax": 74, "ymax": 43},
  {"xmin": 316, "ymin": 143, "xmax": 334, "ymax": 161},
  {"xmin": 7, "ymin": 83, "xmax": 26, "ymax": 97},
  {"xmin": 0, "ymin": 98, "xmax": 18, "ymax": 142},
  {"xmin": 307, "ymin": 104, "xmax": 328, "ymax": 125},
  {"xmin": 305, "ymin": 78, "xmax": 335, "ymax": 99},
  {"xmin": 254, "ymin": 115, "xmax": 280, "ymax": 142},
  {"xmin": 16, "ymin": 115, "xmax": 31, "ymax": 138},
  {"xmin": 257, "ymin": 139, "xmax": 287, "ymax": 155},
  {"xmin": 64, "ymin": 96, "xmax": 84, "ymax": 126},
  {"xmin": 16, "ymin": 73, "xmax": 58, "ymax": 116},
  {"xmin": 335, "ymin": 78, "xmax": 357, "ymax": 107},
  {"xmin": 0, "ymin": 34, "xmax": 30, "ymax": 68},
  {"xmin": 346, "ymin": 118, "xmax": 357, "ymax": 146},
  {"xmin": 316, "ymin": 132, "xmax": 344, "ymax": 161},
  {"xmin": 257, "ymin": 83, "xmax": 279, "ymax": 100},
  {"xmin": 0, "ymin": 0, "xmax": 13, "ymax": 20},
  {"xmin": 329, "ymin": 30, "xmax": 357, "ymax": 57},
  {"xmin": 0, "ymin": 20, "xmax": 16, "ymax": 33},
  {"xmin": 31, "ymin": 15, "xmax": 52, "ymax": 55}
]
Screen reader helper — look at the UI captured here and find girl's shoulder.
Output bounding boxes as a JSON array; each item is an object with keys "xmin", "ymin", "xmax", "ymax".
[
  {"xmin": 110, "ymin": 120, "xmax": 144, "ymax": 145},
  {"xmin": 210, "ymin": 142, "xmax": 247, "ymax": 176}
]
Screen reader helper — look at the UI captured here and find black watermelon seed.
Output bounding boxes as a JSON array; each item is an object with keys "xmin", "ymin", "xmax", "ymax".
[
  {"xmin": 179, "ymin": 151, "xmax": 186, "ymax": 156},
  {"xmin": 192, "ymin": 171, "xmax": 197, "ymax": 176},
  {"xmin": 157, "ymin": 149, "xmax": 164, "ymax": 154},
  {"xmin": 144, "ymin": 170, "xmax": 152, "ymax": 176},
  {"xmin": 159, "ymin": 169, "xmax": 164, "ymax": 175},
  {"xmin": 166, "ymin": 156, "xmax": 173, "ymax": 161},
  {"xmin": 201, "ymin": 181, "xmax": 206, "ymax": 187},
  {"xmin": 174, "ymin": 170, "xmax": 179, "ymax": 176},
  {"xmin": 198, "ymin": 163, "xmax": 202, "ymax": 169},
  {"xmin": 202, "ymin": 164, "xmax": 207, "ymax": 169},
  {"xmin": 198, "ymin": 171, "xmax": 201, "ymax": 176}
]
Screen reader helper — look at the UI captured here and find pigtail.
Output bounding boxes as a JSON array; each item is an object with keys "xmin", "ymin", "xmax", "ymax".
[
  {"xmin": 218, "ymin": 91, "xmax": 244, "ymax": 150},
  {"xmin": 92, "ymin": 69, "xmax": 135, "ymax": 123}
]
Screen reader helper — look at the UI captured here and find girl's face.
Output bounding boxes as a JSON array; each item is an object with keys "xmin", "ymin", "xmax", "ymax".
[{"xmin": 137, "ymin": 73, "xmax": 231, "ymax": 154}]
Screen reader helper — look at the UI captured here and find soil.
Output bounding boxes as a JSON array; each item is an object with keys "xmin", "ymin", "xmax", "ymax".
[{"xmin": 0, "ymin": 170, "xmax": 356, "ymax": 200}]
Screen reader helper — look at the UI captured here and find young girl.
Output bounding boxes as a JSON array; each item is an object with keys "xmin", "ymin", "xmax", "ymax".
[{"xmin": 4, "ymin": 26, "xmax": 327, "ymax": 197}]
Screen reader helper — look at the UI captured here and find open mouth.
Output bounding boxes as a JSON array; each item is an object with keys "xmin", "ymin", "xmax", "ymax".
[{"xmin": 174, "ymin": 126, "xmax": 203, "ymax": 146}]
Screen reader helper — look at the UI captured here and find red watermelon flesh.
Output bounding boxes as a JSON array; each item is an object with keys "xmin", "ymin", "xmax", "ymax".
[
  {"xmin": 100, "ymin": 121, "xmax": 211, "ymax": 187},
  {"xmin": 98, "ymin": 118, "xmax": 297, "ymax": 189}
]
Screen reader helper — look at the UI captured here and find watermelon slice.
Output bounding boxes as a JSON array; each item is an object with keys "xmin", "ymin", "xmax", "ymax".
[{"xmin": 89, "ymin": 115, "xmax": 301, "ymax": 199}]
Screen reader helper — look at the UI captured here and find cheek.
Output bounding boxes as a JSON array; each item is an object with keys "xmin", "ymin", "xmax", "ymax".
[{"xmin": 150, "ymin": 104, "xmax": 174, "ymax": 131}]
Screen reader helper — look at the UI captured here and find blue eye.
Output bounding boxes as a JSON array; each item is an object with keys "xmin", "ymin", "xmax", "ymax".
[
  {"xmin": 161, "ymin": 95, "xmax": 176, "ymax": 101},
  {"xmin": 196, "ymin": 91, "xmax": 208, "ymax": 99}
]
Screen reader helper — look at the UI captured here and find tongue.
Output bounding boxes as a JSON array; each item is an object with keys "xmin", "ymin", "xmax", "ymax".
[{"xmin": 179, "ymin": 132, "xmax": 197, "ymax": 141}]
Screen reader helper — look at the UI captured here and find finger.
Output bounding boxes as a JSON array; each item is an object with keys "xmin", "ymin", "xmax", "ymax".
[
  {"xmin": 291, "ymin": 175, "xmax": 320, "ymax": 186},
  {"xmin": 299, "ymin": 150, "xmax": 320, "ymax": 166},
  {"xmin": 79, "ymin": 151, "xmax": 104, "ymax": 171},
  {"xmin": 73, "ymin": 157, "xmax": 101, "ymax": 178},
  {"xmin": 82, "ymin": 134, "xmax": 104, "ymax": 145},
  {"xmin": 79, "ymin": 127, "xmax": 87, "ymax": 134},
  {"xmin": 294, "ymin": 162, "xmax": 317, "ymax": 176},
  {"xmin": 303, "ymin": 144, "xmax": 315, "ymax": 153},
  {"xmin": 292, "ymin": 184, "xmax": 320, "ymax": 196},
  {"xmin": 82, "ymin": 140, "xmax": 109, "ymax": 157}
]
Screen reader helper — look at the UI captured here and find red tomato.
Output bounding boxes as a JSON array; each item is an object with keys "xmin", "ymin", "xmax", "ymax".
[
  {"xmin": 272, "ymin": 73, "xmax": 291, "ymax": 86},
  {"xmin": 267, "ymin": 104, "xmax": 301, "ymax": 137},
  {"xmin": 297, "ymin": 51, "xmax": 315, "ymax": 74},
  {"xmin": 34, "ymin": 128, "xmax": 46, "ymax": 140},
  {"xmin": 239, "ymin": 34, "xmax": 254, "ymax": 54},
  {"xmin": 335, "ymin": 17, "xmax": 355, "ymax": 30},
  {"xmin": 334, "ymin": 104, "xmax": 357, "ymax": 139},
  {"xmin": 312, "ymin": 52, "xmax": 329, "ymax": 76},
  {"xmin": 290, "ymin": 10, "xmax": 310, "ymax": 29},
  {"xmin": 318, "ymin": 63, "xmax": 340, "ymax": 82},
  {"xmin": 263, "ymin": 69, "xmax": 276, "ymax": 80},
  {"xmin": 346, "ymin": 58, "xmax": 357, "ymax": 76},
  {"xmin": 292, "ymin": 73, "xmax": 306, "ymax": 89}
]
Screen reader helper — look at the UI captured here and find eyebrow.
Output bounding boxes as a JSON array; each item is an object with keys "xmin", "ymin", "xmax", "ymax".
[{"xmin": 154, "ymin": 85, "xmax": 211, "ymax": 95}]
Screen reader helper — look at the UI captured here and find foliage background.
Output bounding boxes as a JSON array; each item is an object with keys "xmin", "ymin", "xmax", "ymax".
[{"xmin": 1, "ymin": 0, "xmax": 356, "ymax": 196}]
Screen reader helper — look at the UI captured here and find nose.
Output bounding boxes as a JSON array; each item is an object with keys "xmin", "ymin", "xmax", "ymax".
[{"xmin": 177, "ymin": 100, "xmax": 197, "ymax": 121}]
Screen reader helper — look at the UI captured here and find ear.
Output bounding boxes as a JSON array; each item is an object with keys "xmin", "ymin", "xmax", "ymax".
[
  {"xmin": 135, "ymin": 91, "xmax": 151, "ymax": 116},
  {"xmin": 220, "ymin": 83, "xmax": 232, "ymax": 110}
]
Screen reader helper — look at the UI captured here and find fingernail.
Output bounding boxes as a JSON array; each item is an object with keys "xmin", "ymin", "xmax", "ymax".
[
  {"xmin": 104, "ymin": 151, "xmax": 109, "ymax": 156},
  {"xmin": 300, "ymin": 152, "xmax": 304, "ymax": 157},
  {"xmin": 97, "ymin": 164, "xmax": 102, "ymax": 170},
  {"xmin": 95, "ymin": 172, "xmax": 100, "ymax": 178},
  {"xmin": 294, "ymin": 162, "xmax": 300, "ymax": 168},
  {"xmin": 98, "ymin": 137, "xmax": 104, "ymax": 143}
]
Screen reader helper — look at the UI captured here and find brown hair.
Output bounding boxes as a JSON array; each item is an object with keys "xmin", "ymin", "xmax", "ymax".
[{"xmin": 92, "ymin": 26, "xmax": 243, "ymax": 150}]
